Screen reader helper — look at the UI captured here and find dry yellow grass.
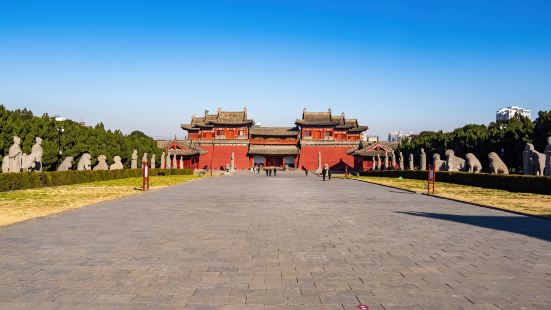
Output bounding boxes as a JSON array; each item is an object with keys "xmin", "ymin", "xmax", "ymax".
[
  {"xmin": 0, "ymin": 175, "xmax": 200, "ymax": 227},
  {"xmin": 348, "ymin": 176, "xmax": 551, "ymax": 218}
]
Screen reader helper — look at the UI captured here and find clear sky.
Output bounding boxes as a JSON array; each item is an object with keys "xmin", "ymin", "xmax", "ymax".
[{"xmin": 1, "ymin": 0, "xmax": 550, "ymax": 140}]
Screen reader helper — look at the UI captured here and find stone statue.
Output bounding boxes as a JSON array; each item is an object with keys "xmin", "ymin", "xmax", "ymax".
[
  {"xmin": 445, "ymin": 149, "xmax": 466, "ymax": 171},
  {"xmin": 384, "ymin": 151, "xmax": 389, "ymax": 170},
  {"xmin": 151, "ymin": 154, "xmax": 156, "ymax": 169},
  {"xmin": 545, "ymin": 137, "xmax": 551, "ymax": 176},
  {"xmin": 165, "ymin": 152, "xmax": 171, "ymax": 169},
  {"xmin": 57, "ymin": 156, "xmax": 73, "ymax": 171},
  {"xmin": 399, "ymin": 152, "xmax": 404, "ymax": 170},
  {"xmin": 391, "ymin": 152, "xmax": 396, "ymax": 169},
  {"xmin": 131, "ymin": 150, "xmax": 138, "ymax": 169},
  {"xmin": 110, "ymin": 156, "xmax": 124, "ymax": 170},
  {"xmin": 524, "ymin": 143, "xmax": 545, "ymax": 175},
  {"xmin": 371, "ymin": 156, "xmax": 375, "ymax": 170},
  {"xmin": 180, "ymin": 157, "xmax": 184, "ymax": 169},
  {"xmin": 230, "ymin": 152, "xmax": 235, "ymax": 171},
  {"xmin": 77, "ymin": 153, "xmax": 92, "ymax": 170},
  {"xmin": 420, "ymin": 148, "xmax": 426, "ymax": 170},
  {"xmin": 8, "ymin": 136, "xmax": 22, "ymax": 173},
  {"xmin": 465, "ymin": 153, "xmax": 482, "ymax": 173},
  {"xmin": 1, "ymin": 156, "xmax": 8, "ymax": 173},
  {"xmin": 93, "ymin": 155, "xmax": 109, "ymax": 171},
  {"xmin": 171, "ymin": 154, "xmax": 176, "ymax": 168},
  {"xmin": 488, "ymin": 152, "xmax": 508, "ymax": 175},
  {"xmin": 160, "ymin": 151, "xmax": 165, "ymax": 169},
  {"xmin": 29, "ymin": 137, "xmax": 43, "ymax": 172},
  {"xmin": 21, "ymin": 153, "xmax": 31, "ymax": 172},
  {"xmin": 433, "ymin": 153, "xmax": 446, "ymax": 171},
  {"xmin": 408, "ymin": 154, "xmax": 414, "ymax": 170},
  {"xmin": 141, "ymin": 153, "xmax": 148, "ymax": 167},
  {"xmin": 376, "ymin": 153, "xmax": 381, "ymax": 170}
]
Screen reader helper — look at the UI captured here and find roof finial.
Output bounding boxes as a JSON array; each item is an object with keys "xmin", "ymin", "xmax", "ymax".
[
  {"xmin": 217, "ymin": 107, "xmax": 221, "ymax": 113},
  {"xmin": 204, "ymin": 110, "xmax": 209, "ymax": 116}
]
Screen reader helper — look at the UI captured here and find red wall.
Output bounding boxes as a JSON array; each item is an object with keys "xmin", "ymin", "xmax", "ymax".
[
  {"xmin": 198, "ymin": 145, "xmax": 249, "ymax": 170},
  {"xmin": 298, "ymin": 146, "xmax": 355, "ymax": 171}
]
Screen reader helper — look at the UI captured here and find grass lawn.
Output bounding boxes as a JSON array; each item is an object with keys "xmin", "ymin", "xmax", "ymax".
[
  {"xmin": 346, "ymin": 176, "xmax": 551, "ymax": 218},
  {"xmin": 0, "ymin": 174, "xmax": 200, "ymax": 227}
]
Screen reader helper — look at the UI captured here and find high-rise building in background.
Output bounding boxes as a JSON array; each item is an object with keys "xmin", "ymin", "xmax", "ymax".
[
  {"xmin": 387, "ymin": 131, "xmax": 414, "ymax": 142},
  {"xmin": 496, "ymin": 106, "xmax": 531, "ymax": 121}
]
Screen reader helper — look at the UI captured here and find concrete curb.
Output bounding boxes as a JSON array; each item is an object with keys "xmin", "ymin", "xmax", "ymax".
[{"xmin": 341, "ymin": 176, "xmax": 551, "ymax": 221}]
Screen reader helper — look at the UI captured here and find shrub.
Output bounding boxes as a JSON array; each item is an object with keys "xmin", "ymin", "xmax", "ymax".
[
  {"xmin": 0, "ymin": 168, "xmax": 193, "ymax": 192},
  {"xmin": 358, "ymin": 170, "xmax": 551, "ymax": 195}
]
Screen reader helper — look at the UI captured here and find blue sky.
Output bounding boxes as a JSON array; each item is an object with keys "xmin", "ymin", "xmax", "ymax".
[{"xmin": 1, "ymin": 0, "xmax": 550, "ymax": 139}]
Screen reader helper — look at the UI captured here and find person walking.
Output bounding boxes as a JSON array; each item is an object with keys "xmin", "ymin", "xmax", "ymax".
[
  {"xmin": 321, "ymin": 166, "xmax": 327, "ymax": 181},
  {"xmin": 273, "ymin": 168, "xmax": 277, "ymax": 176},
  {"xmin": 328, "ymin": 168, "xmax": 332, "ymax": 180}
]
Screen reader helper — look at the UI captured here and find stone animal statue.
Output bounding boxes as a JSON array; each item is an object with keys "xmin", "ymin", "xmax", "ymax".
[
  {"xmin": 465, "ymin": 153, "xmax": 482, "ymax": 173},
  {"xmin": 160, "ymin": 152, "xmax": 165, "ymax": 169},
  {"xmin": 29, "ymin": 137, "xmax": 43, "ymax": 172},
  {"xmin": 420, "ymin": 148, "xmax": 426, "ymax": 170},
  {"xmin": 131, "ymin": 150, "xmax": 138, "ymax": 169},
  {"xmin": 8, "ymin": 136, "xmax": 22, "ymax": 173},
  {"xmin": 110, "ymin": 156, "xmax": 124, "ymax": 170},
  {"xmin": 57, "ymin": 156, "xmax": 74, "ymax": 171},
  {"xmin": 523, "ymin": 143, "xmax": 546, "ymax": 175},
  {"xmin": 533, "ymin": 149, "xmax": 546, "ymax": 176},
  {"xmin": 433, "ymin": 153, "xmax": 446, "ymax": 171},
  {"xmin": 545, "ymin": 137, "xmax": 551, "ymax": 176},
  {"xmin": 93, "ymin": 155, "xmax": 109, "ymax": 171},
  {"xmin": 445, "ymin": 149, "xmax": 466, "ymax": 171},
  {"xmin": 488, "ymin": 152, "xmax": 508, "ymax": 175},
  {"xmin": 151, "ymin": 154, "xmax": 156, "ymax": 169},
  {"xmin": 77, "ymin": 153, "xmax": 92, "ymax": 170}
]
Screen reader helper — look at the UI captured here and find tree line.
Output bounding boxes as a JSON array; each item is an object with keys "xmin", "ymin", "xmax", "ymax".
[
  {"xmin": 0, "ymin": 106, "xmax": 163, "ymax": 171},
  {"xmin": 397, "ymin": 110, "xmax": 551, "ymax": 173}
]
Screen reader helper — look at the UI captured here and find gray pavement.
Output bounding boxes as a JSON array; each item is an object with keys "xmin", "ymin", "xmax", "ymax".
[{"xmin": 0, "ymin": 172, "xmax": 550, "ymax": 310}]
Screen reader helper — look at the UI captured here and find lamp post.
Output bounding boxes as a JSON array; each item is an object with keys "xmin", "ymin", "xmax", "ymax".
[{"xmin": 55, "ymin": 116, "xmax": 66, "ymax": 170}]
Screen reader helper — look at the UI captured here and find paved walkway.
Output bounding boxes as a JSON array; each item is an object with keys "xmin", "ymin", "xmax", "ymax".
[{"xmin": 0, "ymin": 172, "xmax": 550, "ymax": 310}]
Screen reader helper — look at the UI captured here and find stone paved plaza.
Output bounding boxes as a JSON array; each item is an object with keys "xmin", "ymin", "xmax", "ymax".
[{"xmin": 0, "ymin": 172, "xmax": 550, "ymax": 309}]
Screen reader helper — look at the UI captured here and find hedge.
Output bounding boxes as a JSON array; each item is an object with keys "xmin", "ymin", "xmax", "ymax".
[
  {"xmin": 357, "ymin": 170, "xmax": 551, "ymax": 195},
  {"xmin": 0, "ymin": 168, "xmax": 194, "ymax": 192}
]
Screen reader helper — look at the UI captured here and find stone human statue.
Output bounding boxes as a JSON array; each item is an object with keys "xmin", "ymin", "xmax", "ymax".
[
  {"xmin": 230, "ymin": 152, "xmax": 235, "ymax": 171},
  {"xmin": 131, "ymin": 150, "xmax": 138, "ymax": 169},
  {"xmin": 391, "ymin": 152, "xmax": 396, "ymax": 169},
  {"xmin": 30, "ymin": 137, "xmax": 43, "ymax": 172},
  {"xmin": 151, "ymin": 154, "xmax": 156, "ymax": 169},
  {"xmin": 171, "ymin": 154, "xmax": 176, "ymax": 168},
  {"xmin": 465, "ymin": 153, "xmax": 482, "ymax": 173},
  {"xmin": 160, "ymin": 151, "xmax": 165, "ymax": 169},
  {"xmin": 93, "ymin": 155, "xmax": 109, "ymax": 171},
  {"xmin": 420, "ymin": 148, "xmax": 426, "ymax": 170},
  {"xmin": 1, "ymin": 156, "xmax": 8, "ymax": 173},
  {"xmin": 399, "ymin": 152, "xmax": 404, "ymax": 170},
  {"xmin": 523, "ymin": 143, "xmax": 535, "ymax": 175},
  {"xmin": 488, "ymin": 152, "xmax": 508, "ymax": 174},
  {"xmin": 165, "ymin": 152, "xmax": 171, "ymax": 169},
  {"xmin": 445, "ymin": 149, "xmax": 466, "ymax": 171},
  {"xmin": 545, "ymin": 137, "xmax": 551, "ymax": 176},
  {"xmin": 408, "ymin": 154, "xmax": 414, "ymax": 170},
  {"xmin": 57, "ymin": 156, "xmax": 74, "ymax": 171},
  {"xmin": 21, "ymin": 153, "xmax": 31, "ymax": 172},
  {"xmin": 376, "ymin": 154, "xmax": 381, "ymax": 170},
  {"xmin": 141, "ymin": 153, "xmax": 148, "ymax": 167},
  {"xmin": 371, "ymin": 156, "xmax": 375, "ymax": 170},
  {"xmin": 110, "ymin": 156, "xmax": 124, "ymax": 170},
  {"xmin": 433, "ymin": 153, "xmax": 445, "ymax": 171},
  {"xmin": 77, "ymin": 153, "xmax": 92, "ymax": 170},
  {"xmin": 8, "ymin": 136, "xmax": 22, "ymax": 173},
  {"xmin": 179, "ymin": 157, "xmax": 184, "ymax": 169},
  {"xmin": 384, "ymin": 151, "xmax": 389, "ymax": 170}
]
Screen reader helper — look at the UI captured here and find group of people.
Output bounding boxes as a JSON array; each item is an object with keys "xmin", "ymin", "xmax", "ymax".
[
  {"xmin": 302, "ymin": 164, "xmax": 332, "ymax": 181},
  {"xmin": 250, "ymin": 164, "xmax": 278, "ymax": 176}
]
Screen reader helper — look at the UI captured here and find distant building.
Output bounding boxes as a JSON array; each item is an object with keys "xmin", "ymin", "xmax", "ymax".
[
  {"xmin": 496, "ymin": 106, "xmax": 531, "ymax": 121},
  {"xmin": 387, "ymin": 131, "xmax": 414, "ymax": 142},
  {"xmin": 361, "ymin": 132, "xmax": 379, "ymax": 142}
]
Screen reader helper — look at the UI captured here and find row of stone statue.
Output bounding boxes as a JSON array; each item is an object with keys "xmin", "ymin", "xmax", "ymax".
[
  {"xmin": 1, "ymin": 135, "xmax": 183, "ymax": 173},
  {"xmin": 392, "ymin": 136, "xmax": 551, "ymax": 176}
]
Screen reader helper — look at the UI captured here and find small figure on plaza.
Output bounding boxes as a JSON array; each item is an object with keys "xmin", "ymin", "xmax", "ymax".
[{"xmin": 321, "ymin": 163, "xmax": 327, "ymax": 181}]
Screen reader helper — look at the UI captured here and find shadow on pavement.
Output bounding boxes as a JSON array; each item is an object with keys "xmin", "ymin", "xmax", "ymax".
[{"xmin": 397, "ymin": 211, "xmax": 551, "ymax": 242}]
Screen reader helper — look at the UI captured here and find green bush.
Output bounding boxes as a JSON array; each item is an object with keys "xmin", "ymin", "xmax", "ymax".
[
  {"xmin": 358, "ymin": 170, "xmax": 551, "ymax": 195},
  {"xmin": 0, "ymin": 168, "xmax": 193, "ymax": 192}
]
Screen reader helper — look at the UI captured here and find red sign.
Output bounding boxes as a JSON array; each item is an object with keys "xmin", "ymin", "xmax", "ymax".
[{"xmin": 358, "ymin": 305, "xmax": 369, "ymax": 310}]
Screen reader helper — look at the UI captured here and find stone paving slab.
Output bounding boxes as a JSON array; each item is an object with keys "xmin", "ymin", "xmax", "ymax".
[{"xmin": 0, "ymin": 172, "xmax": 550, "ymax": 309}]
